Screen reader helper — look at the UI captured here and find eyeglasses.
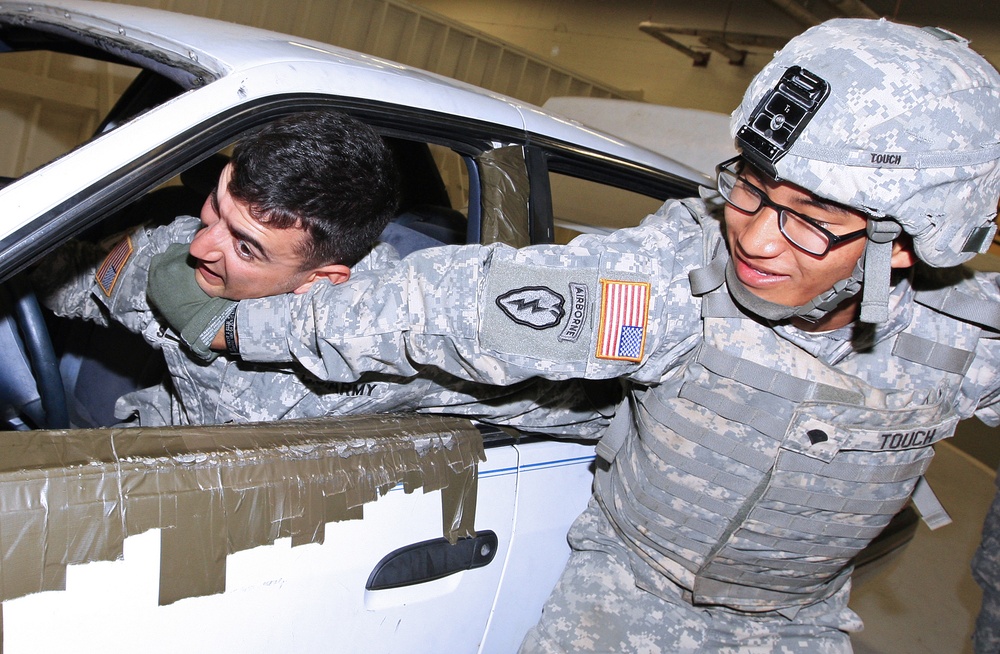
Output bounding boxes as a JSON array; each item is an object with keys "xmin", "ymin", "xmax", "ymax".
[{"xmin": 715, "ymin": 156, "xmax": 867, "ymax": 256}]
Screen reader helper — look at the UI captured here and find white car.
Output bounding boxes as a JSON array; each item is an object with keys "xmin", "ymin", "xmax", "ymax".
[{"xmin": 0, "ymin": 3, "xmax": 708, "ymax": 653}]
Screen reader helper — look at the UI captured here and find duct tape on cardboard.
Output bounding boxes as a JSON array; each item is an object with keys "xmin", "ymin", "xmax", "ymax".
[{"xmin": 0, "ymin": 413, "xmax": 484, "ymax": 607}]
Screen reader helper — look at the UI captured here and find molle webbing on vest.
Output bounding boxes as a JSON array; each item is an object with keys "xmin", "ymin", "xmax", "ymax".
[
  {"xmin": 645, "ymin": 384, "xmax": 779, "ymax": 471},
  {"xmin": 631, "ymin": 446, "xmax": 742, "ymax": 520},
  {"xmin": 750, "ymin": 505, "xmax": 890, "ymax": 540},
  {"xmin": 775, "ymin": 447, "xmax": 931, "ymax": 483},
  {"xmin": 606, "ymin": 461, "xmax": 720, "ymax": 574},
  {"xmin": 625, "ymin": 455, "xmax": 732, "ymax": 541},
  {"xmin": 763, "ymin": 485, "xmax": 912, "ymax": 516},
  {"xmin": 739, "ymin": 531, "xmax": 867, "ymax": 559},
  {"xmin": 635, "ymin": 413, "xmax": 760, "ymax": 497},
  {"xmin": 893, "ymin": 331, "xmax": 975, "ymax": 374},
  {"xmin": 679, "ymin": 382, "xmax": 791, "ymax": 443},
  {"xmin": 915, "ymin": 286, "xmax": 1000, "ymax": 331},
  {"xmin": 715, "ymin": 546, "xmax": 847, "ymax": 577},
  {"xmin": 696, "ymin": 345, "xmax": 865, "ymax": 405},
  {"xmin": 745, "ymin": 523, "xmax": 873, "ymax": 553}
]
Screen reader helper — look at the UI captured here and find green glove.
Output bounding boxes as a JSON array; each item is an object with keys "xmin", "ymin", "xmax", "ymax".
[{"xmin": 147, "ymin": 243, "xmax": 235, "ymax": 361}]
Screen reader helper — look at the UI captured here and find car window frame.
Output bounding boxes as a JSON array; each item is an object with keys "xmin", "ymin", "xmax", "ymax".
[
  {"xmin": 0, "ymin": 94, "xmax": 528, "ymax": 283},
  {"xmin": 523, "ymin": 139, "xmax": 704, "ymax": 246},
  {"xmin": 0, "ymin": 12, "xmax": 221, "ymax": 90}
]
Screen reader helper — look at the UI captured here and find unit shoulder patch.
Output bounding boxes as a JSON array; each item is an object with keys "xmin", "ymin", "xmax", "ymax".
[
  {"xmin": 495, "ymin": 286, "xmax": 566, "ymax": 330},
  {"xmin": 480, "ymin": 259, "xmax": 599, "ymax": 364},
  {"xmin": 95, "ymin": 236, "xmax": 134, "ymax": 297},
  {"xmin": 596, "ymin": 279, "xmax": 650, "ymax": 362}
]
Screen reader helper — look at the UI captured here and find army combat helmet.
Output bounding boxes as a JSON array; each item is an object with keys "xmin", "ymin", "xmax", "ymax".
[{"xmin": 727, "ymin": 18, "xmax": 1000, "ymax": 323}]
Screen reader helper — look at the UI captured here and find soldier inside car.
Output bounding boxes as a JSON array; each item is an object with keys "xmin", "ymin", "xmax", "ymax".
[{"xmin": 35, "ymin": 110, "xmax": 610, "ymax": 436}]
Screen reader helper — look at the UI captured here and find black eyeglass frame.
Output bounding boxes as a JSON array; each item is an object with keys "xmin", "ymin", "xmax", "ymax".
[{"xmin": 715, "ymin": 156, "xmax": 868, "ymax": 256}]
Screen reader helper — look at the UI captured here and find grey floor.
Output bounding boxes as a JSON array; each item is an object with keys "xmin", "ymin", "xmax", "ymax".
[{"xmin": 848, "ymin": 418, "xmax": 998, "ymax": 654}]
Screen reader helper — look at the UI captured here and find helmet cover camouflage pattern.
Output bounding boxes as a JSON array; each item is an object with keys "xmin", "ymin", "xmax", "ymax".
[{"xmin": 731, "ymin": 18, "xmax": 1000, "ymax": 268}]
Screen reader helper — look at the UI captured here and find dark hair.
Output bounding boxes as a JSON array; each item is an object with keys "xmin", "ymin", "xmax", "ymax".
[{"xmin": 228, "ymin": 110, "xmax": 400, "ymax": 268}]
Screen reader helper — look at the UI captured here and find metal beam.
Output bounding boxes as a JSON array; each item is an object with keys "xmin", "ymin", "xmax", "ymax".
[
  {"xmin": 639, "ymin": 23, "xmax": 789, "ymax": 67},
  {"xmin": 699, "ymin": 37, "xmax": 747, "ymax": 66},
  {"xmin": 639, "ymin": 23, "xmax": 710, "ymax": 66}
]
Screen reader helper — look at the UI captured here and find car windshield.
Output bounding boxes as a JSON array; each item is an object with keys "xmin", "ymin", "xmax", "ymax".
[
  {"xmin": 0, "ymin": 50, "xmax": 141, "ymax": 178},
  {"xmin": 0, "ymin": 24, "xmax": 192, "ymax": 182}
]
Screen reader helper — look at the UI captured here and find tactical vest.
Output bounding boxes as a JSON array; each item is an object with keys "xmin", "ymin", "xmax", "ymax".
[{"xmin": 594, "ymin": 250, "xmax": 992, "ymax": 614}]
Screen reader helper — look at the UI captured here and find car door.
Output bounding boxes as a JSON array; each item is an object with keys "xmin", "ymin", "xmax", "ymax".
[{"xmin": 0, "ymin": 417, "xmax": 524, "ymax": 654}]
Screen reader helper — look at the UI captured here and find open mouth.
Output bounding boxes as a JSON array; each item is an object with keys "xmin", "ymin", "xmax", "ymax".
[
  {"xmin": 195, "ymin": 263, "xmax": 223, "ymax": 286},
  {"xmin": 733, "ymin": 256, "xmax": 788, "ymax": 288}
]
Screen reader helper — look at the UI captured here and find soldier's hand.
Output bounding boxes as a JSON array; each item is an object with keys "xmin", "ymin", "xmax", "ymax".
[{"xmin": 147, "ymin": 243, "xmax": 235, "ymax": 361}]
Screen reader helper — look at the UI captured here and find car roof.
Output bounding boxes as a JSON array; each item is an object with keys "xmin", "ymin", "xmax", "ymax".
[{"xmin": 0, "ymin": 0, "xmax": 707, "ymax": 184}]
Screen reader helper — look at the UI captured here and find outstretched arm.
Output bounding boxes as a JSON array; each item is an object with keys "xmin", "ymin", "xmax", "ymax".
[{"xmin": 228, "ymin": 201, "xmax": 708, "ymax": 387}]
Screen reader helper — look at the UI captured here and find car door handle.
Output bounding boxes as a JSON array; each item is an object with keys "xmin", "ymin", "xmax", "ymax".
[{"xmin": 365, "ymin": 530, "xmax": 498, "ymax": 590}]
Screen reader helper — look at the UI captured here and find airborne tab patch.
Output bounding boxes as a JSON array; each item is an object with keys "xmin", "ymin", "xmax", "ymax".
[
  {"xmin": 596, "ymin": 279, "xmax": 649, "ymax": 361},
  {"xmin": 95, "ymin": 236, "xmax": 134, "ymax": 297}
]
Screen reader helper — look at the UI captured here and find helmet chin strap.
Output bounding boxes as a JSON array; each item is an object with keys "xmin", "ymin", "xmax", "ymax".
[
  {"xmin": 724, "ymin": 220, "xmax": 901, "ymax": 325},
  {"xmin": 724, "ymin": 259, "xmax": 863, "ymax": 323},
  {"xmin": 858, "ymin": 220, "xmax": 902, "ymax": 323}
]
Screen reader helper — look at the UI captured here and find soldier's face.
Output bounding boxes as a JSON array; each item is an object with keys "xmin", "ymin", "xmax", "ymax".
[
  {"xmin": 723, "ymin": 167, "xmax": 870, "ymax": 329},
  {"xmin": 188, "ymin": 164, "xmax": 321, "ymax": 300}
]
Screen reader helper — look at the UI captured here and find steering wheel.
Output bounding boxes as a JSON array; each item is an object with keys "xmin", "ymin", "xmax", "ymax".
[{"xmin": 0, "ymin": 279, "xmax": 69, "ymax": 430}]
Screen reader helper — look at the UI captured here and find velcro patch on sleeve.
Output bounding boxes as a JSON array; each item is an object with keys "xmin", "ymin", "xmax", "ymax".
[
  {"xmin": 95, "ymin": 235, "xmax": 134, "ymax": 297},
  {"xmin": 481, "ymin": 259, "xmax": 599, "ymax": 364},
  {"xmin": 595, "ymin": 279, "xmax": 649, "ymax": 362}
]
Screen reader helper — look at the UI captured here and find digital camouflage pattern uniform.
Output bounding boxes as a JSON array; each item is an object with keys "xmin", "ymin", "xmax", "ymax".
[
  {"xmin": 222, "ymin": 19, "xmax": 1000, "ymax": 653},
  {"xmin": 34, "ymin": 215, "xmax": 611, "ymax": 434}
]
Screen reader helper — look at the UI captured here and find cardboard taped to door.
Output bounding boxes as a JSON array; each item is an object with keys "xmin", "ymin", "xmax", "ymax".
[{"xmin": 0, "ymin": 413, "xmax": 484, "ymax": 606}]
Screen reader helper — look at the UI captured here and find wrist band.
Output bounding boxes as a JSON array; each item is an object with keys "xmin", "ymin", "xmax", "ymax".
[{"xmin": 224, "ymin": 308, "xmax": 240, "ymax": 358}]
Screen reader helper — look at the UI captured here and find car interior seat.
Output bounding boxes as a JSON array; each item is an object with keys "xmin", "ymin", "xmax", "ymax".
[{"xmin": 380, "ymin": 138, "xmax": 468, "ymax": 256}]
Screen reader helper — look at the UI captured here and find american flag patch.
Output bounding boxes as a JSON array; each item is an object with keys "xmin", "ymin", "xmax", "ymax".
[
  {"xmin": 596, "ymin": 279, "xmax": 649, "ymax": 362},
  {"xmin": 95, "ymin": 236, "xmax": 133, "ymax": 297}
]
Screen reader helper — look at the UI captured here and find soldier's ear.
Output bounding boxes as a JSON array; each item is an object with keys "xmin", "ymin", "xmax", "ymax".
[
  {"xmin": 890, "ymin": 235, "xmax": 917, "ymax": 270},
  {"xmin": 291, "ymin": 264, "xmax": 350, "ymax": 294}
]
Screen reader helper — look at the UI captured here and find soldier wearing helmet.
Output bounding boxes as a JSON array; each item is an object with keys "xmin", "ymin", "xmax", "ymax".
[
  {"xmin": 150, "ymin": 18, "xmax": 1000, "ymax": 653},
  {"xmin": 725, "ymin": 20, "xmax": 1000, "ymax": 327}
]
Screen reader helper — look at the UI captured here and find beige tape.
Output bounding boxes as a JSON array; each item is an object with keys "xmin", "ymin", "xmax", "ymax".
[{"xmin": 0, "ymin": 413, "xmax": 484, "ymax": 607}]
